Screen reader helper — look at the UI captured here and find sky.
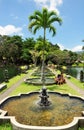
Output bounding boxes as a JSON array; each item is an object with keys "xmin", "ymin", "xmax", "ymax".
[{"xmin": 0, "ymin": 0, "xmax": 84, "ymax": 52}]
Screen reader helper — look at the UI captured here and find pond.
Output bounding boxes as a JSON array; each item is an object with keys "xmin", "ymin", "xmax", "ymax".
[
  {"xmin": 67, "ymin": 67, "xmax": 84, "ymax": 80},
  {"xmin": 1, "ymin": 92, "xmax": 84, "ymax": 126}
]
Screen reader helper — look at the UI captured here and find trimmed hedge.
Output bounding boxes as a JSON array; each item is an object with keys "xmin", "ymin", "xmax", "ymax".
[{"xmin": 0, "ymin": 65, "xmax": 20, "ymax": 83}]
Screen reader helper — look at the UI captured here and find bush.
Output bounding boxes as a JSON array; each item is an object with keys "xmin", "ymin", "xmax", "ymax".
[{"xmin": 0, "ymin": 65, "xmax": 19, "ymax": 83}]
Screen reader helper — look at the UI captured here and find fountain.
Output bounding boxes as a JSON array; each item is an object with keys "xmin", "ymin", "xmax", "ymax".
[
  {"xmin": 39, "ymin": 87, "xmax": 51, "ymax": 107},
  {"xmin": 0, "ymin": 91, "xmax": 84, "ymax": 130},
  {"xmin": 0, "ymin": 54, "xmax": 84, "ymax": 130},
  {"xmin": 0, "ymin": 64, "xmax": 84, "ymax": 130},
  {"xmin": 24, "ymin": 67, "xmax": 55, "ymax": 85}
]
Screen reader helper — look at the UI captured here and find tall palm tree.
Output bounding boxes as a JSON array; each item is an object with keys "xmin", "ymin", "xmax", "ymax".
[
  {"xmin": 28, "ymin": 8, "xmax": 62, "ymax": 86},
  {"xmin": 82, "ymin": 45, "xmax": 84, "ymax": 72}
]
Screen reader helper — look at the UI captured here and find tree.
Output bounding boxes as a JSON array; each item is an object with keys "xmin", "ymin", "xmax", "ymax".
[
  {"xmin": 35, "ymin": 37, "xmax": 50, "ymax": 64},
  {"xmin": 29, "ymin": 50, "xmax": 39, "ymax": 67},
  {"xmin": 0, "ymin": 35, "xmax": 20, "ymax": 64},
  {"xmin": 23, "ymin": 38, "xmax": 35, "ymax": 49},
  {"xmin": 82, "ymin": 45, "xmax": 84, "ymax": 71},
  {"xmin": 21, "ymin": 38, "xmax": 35, "ymax": 64},
  {"xmin": 21, "ymin": 48, "xmax": 32, "ymax": 64},
  {"xmin": 28, "ymin": 8, "xmax": 62, "ymax": 85},
  {"xmin": 4, "ymin": 35, "xmax": 23, "ymax": 64}
]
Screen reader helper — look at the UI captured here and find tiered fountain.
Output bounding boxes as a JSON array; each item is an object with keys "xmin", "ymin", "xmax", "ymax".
[
  {"xmin": 24, "ymin": 66, "xmax": 55, "ymax": 85},
  {"xmin": 0, "ymin": 57, "xmax": 84, "ymax": 130}
]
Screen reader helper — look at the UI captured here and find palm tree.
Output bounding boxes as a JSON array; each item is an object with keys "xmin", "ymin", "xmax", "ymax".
[
  {"xmin": 82, "ymin": 45, "xmax": 84, "ymax": 72},
  {"xmin": 28, "ymin": 8, "xmax": 62, "ymax": 86}
]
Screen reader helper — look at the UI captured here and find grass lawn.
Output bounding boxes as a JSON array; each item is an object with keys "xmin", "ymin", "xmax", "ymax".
[
  {"xmin": 9, "ymin": 67, "xmax": 82, "ymax": 96},
  {"xmin": 0, "ymin": 122, "xmax": 83, "ymax": 130},
  {"xmin": 10, "ymin": 83, "xmax": 41, "ymax": 95},
  {"xmin": 10, "ymin": 81, "xmax": 80, "ymax": 96},
  {"xmin": 0, "ymin": 73, "xmax": 26, "ymax": 94},
  {"xmin": 0, "ymin": 122, "xmax": 12, "ymax": 130},
  {"xmin": 69, "ymin": 76, "xmax": 84, "ymax": 90},
  {"xmin": 8, "ymin": 68, "xmax": 81, "ymax": 96},
  {"xmin": 47, "ymin": 84, "xmax": 80, "ymax": 96}
]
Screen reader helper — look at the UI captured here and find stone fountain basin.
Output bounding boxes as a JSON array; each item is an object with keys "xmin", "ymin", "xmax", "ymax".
[
  {"xmin": 24, "ymin": 78, "xmax": 55, "ymax": 85},
  {"xmin": 32, "ymin": 71, "xmax": 55, "ymax": 76},
  {"xmin": 0, "ymin": 92, "xmax": 84, "ymax": 130}
]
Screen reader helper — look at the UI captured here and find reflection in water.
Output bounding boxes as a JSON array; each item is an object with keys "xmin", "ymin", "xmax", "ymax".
[{"xmin": 67, "ymin": 67, "xmax": 83, "ymax": 80}]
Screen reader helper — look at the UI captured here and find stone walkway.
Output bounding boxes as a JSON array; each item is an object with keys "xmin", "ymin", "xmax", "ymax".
[
  {"xmin": 65, "ymin": 78, "xmax": 84, "ymax": 97},
  {"xmin": 49, "ymin": 68, "xmax": 84, "ymax": 98},
  {"xmin": 0, "ymin": 68, "xmax": 37, "ymax": 102}
]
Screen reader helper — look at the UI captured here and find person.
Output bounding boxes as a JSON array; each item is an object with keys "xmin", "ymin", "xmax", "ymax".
[{"xmin": 55, "ymin": 73, "xmax": 66, "ymax": 85}]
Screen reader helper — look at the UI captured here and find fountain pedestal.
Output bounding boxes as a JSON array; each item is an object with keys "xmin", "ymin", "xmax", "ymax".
[{"xmin": 39, "ymin": 88, "xmax": 51, "ymax": 106}]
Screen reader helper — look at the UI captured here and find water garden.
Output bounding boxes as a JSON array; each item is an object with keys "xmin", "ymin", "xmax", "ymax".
[
  {"xmin": 0, "ymin": 8, "xmax": 84, "ymax": 130},
  {"xmin": 0, "ymin": 65, "xmax": 84, "ymax": 130}
]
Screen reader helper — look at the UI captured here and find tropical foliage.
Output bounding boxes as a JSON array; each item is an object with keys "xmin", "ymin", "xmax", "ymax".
[
  {"xmin": 0, "ymin": 8, "xmax": 84, "ymax": 82},
  {"xmin": 28, "ymin": 8, "xmax": 62, "ymax": 60},
  {"xmin": 0, "ymin": 34, "xmax": 83, "ymax": 67}
]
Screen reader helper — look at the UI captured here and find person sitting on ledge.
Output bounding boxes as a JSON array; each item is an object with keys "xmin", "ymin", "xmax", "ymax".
[{"xmin": 55, "ymin": 72, "xmax": 66, "ymax": 85}]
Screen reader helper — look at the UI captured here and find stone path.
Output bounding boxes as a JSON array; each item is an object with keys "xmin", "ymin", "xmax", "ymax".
[
  {"xmin": 49, "ymin": 68, "xmax": 84, "ymax": 98},
  {"xmin": 0, "ymin": 68, "xmax": 37, "ymax": 102},
  {"xmin": 65, "ymin": 78, "xmax": 84, "ymax": 97}
]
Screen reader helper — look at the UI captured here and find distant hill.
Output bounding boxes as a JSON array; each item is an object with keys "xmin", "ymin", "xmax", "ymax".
[{"xmin": 76, "ymin": 51, "xmax": 83, "ymax": 54}]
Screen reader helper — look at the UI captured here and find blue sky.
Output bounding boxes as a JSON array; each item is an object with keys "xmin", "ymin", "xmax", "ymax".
[{"xmin": 0, "ymin": 0, "xmax": 84, "ymax": 51}]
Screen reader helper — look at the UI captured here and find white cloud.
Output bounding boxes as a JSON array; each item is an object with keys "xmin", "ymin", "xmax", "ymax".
[
  {"xmin": 72, "ymin": 45, "xmax": 83, "ymax": 52},
  {"xmin": 0, "ymin": 25, "xmax": 23, "ymax": 36},
  {"xmin": 57, "ymin": 43, "xmax": 83, "ymax": 52},
  {"xmin": 53, "ymin": 43, "xmax": 83, "ymax": 52},
  {"xmin": 57, "ymin": 43, "xmax": 64, "ymax": 50},
  {"xmin": 34, "ymin": 0, "xmax": 63, "ymax": 15}
]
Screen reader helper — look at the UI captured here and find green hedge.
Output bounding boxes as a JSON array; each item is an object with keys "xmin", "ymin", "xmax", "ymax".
[{"xmin": 0, "ymin": 65, "xmax": 19, "ymax": 83}]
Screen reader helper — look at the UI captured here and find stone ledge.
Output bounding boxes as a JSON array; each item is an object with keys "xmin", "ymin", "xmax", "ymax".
[
  {"xmin": 0, "ymin": 92, "xmax": 84, "ymax": 130},
  {"xmin": 0, "ymin": 84, "xmax": 7, "ymax": 91},
  {"xmin": 0, "ymin": 116, "xmax": 84, "ymax": 130}
]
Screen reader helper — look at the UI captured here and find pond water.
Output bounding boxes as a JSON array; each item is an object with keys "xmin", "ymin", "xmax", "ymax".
[
  {"xmin": 67, "ymin": 67, "xmax": 83, "ymax": 80},
  {"xmin": 1, "ymin": 93, "xmax": 84, "ymax": 126}
]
